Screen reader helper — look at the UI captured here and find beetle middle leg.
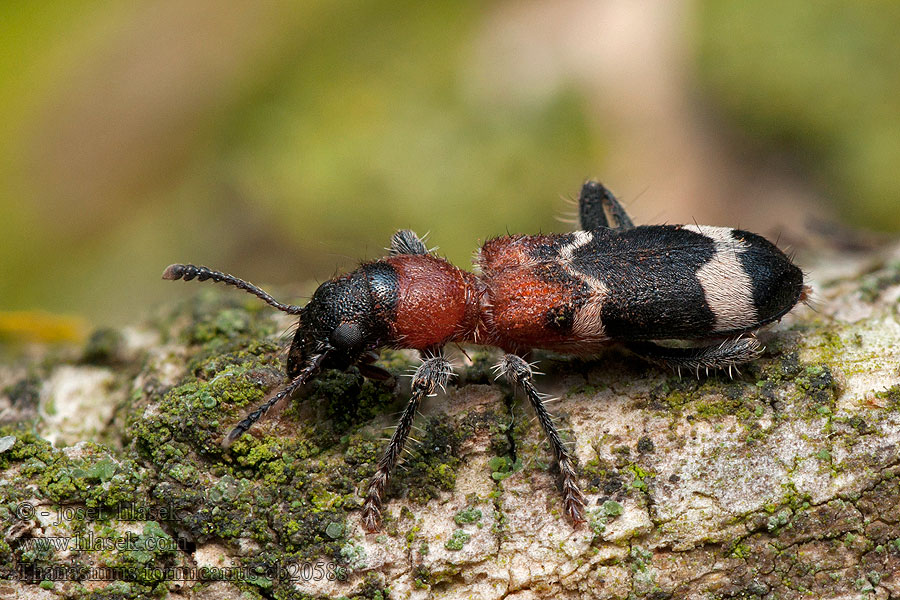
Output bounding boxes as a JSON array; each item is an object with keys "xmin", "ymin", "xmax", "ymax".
[
  {"xmin": 363, "ymin": 352, "xmax": 454, "ymax": 531},
  {"xmin": 497, "ymin": 354, "xmax": 586, "ymax": 524},
  {"xmin": 578, "ymin": 180, "xmax": 635, "ymax": 231},
  {"xmin": 625, "ymin": 335, "xmax": 763, "ymax": 377}
]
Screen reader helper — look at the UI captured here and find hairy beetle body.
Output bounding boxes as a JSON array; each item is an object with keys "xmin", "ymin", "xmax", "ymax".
[
  {"xmin": 475, "ymin": 224, "xmax": 804, "ymax": 354},
  {"xmin": 164, "ymin": 180, "xmax": 807, "ymax": 532},
  {"xmin": 383, "ymin": 254, "xmax": 482, "ymax": 350}
]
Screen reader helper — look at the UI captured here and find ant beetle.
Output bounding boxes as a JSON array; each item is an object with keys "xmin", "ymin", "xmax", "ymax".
[{"xmin": 163, "ymin": 180, "xmax": 807, "ymax": 531}]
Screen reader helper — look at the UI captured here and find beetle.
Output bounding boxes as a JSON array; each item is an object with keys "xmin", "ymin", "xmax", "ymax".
[{"xmin": 163, "ymin": 180, "xmax": 807, "ymax": 531}]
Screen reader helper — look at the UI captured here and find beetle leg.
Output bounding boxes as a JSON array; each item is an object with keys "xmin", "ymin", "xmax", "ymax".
[
  {"xmin": 357, "ymin": 362, "xmax": 393, "ymax": 381},
  {"xmin": 625, "ymin": 335, "xmax": 763, "ymax": 376},
  {"xmin": 497, "ymin": 354, "xmax": 586, "ymax": 525},
  {"xmin": 578, "ymin": 180, "xmax": 635, "ymax": 231},
  {"xmin": 363, "ymin": 353, "xmax": 454, "ymax": 532},
  {"xmin": 389, "ymin": 229, "xmax": 429, "ymax": 256},
  {"xmin": 222, "ymin": 349, "xmax": 329, "ymax": 448}
]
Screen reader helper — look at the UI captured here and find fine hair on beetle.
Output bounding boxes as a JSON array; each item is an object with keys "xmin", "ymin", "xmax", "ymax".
[{"xmin": 164, "ymin": 180, "xmax": 809, "ymax": 532}]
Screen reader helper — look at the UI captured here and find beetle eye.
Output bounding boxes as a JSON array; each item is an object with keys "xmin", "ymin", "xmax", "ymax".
[{"xmin": 331, "ymin": 322, "xmax": 364, "ymax": 352}]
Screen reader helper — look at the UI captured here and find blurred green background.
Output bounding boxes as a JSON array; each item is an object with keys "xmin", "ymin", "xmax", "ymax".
[{"xmin": 1, "ymin": 1, "xmax": 898, "ymax": 340}]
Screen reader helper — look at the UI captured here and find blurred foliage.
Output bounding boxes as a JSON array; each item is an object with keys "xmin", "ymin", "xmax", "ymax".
[
  {"xmin": 0, "ymin": 311, "xmax": 87, "ymax": 344},
  {"xmin": 695, "ymin": 0, "xmax": 900, "ymax": 229},
  {"xmin": 216, "ymin": 1, "xmax": 596, "ymax": 262},
  {"xmin": 0, "ymin": 1, "xmax": 599, "ymax": 329},
  {"xmin": 1, "ymin": 1, "xmax": 898, "ymax": 333}
]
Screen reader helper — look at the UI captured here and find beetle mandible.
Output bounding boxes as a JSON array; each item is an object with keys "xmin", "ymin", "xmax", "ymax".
[{"xmin": 163, "ymin": 180, "xmax": 807, "ymax": 531}]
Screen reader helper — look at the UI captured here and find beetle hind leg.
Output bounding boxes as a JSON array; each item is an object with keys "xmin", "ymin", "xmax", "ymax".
[
  {"xmin": 578, "ymin": 180, "xmax": 635, "ymax": 231},
  {"xmin": 626, "ymin": 335, "xmax": 763, "ymax": 377},
  {"xmin": 497, "ymin": 354, "xmax": 586, "ymax": 525}
]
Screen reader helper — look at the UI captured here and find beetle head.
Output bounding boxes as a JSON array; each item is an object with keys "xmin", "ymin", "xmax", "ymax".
[{"xmin": 287, "ymin": 270, "xmax": 388, "ymax": 378}]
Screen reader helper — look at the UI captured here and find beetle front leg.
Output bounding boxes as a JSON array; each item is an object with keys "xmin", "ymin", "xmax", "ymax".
[
  {"xmin": 363, "ymin": 353, "xmax": 453, "ymax": 531},
  {"xmin": 578, "ymin": 180, "xmax": 635, "ymax": 231},
  {"xmin": 222, "ymin": 348, "xmax": 328, "ymax": 448},
  {"xmin": 497, "ymin": 354, "xmax": 586, "ymax": 525}
]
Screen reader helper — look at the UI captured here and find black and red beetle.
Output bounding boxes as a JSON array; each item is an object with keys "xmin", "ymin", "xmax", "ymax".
[{"xmin": 164, "ymin": 180, "xmax": 807, "ymax": 531}]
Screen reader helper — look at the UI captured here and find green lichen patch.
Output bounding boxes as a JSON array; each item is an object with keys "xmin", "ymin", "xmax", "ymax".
[
  {"xmin": 122, "ymin": 298, "xmax": 445, "ymax": 590},
  {"xmin": 128, "ymin": 341, "xmax": 287, "ymax": 468},
  {"xmin": 626, "ymin": 464, "xmax": 654, "ymax": 493},
  {"xmin": 602, "ymin": 499, "xmax": 624, "ymax": 517},
  {"xmin": 794, "ymin": 364, "xmax": 839, "ymax": 409},
  {"xmin": 99, "ymin": 521, "xmax": 179, "ymax": 587},
  {"xmin": 344, "ymin": 432, "xmax": 379, "ymax": 468},
  {"xmin": 636, "ymin": 435, "xmax": 655, "ymax": 454},
  {"xmin": 581, "ymin": 456, "xmax": 608, "ymax": 492},
  {"xmin": 304, "ymin": 367, "xmax": 397, "ymax": 437},
  {"xmin": 139, "ymin": 425, "xmax": 362, "ymax": 559},
  {"xmin": 392, "ymin": 415, "xmax": 467, "ymax": 505},
  {"xmin": 120, "ymin": 292, "xmax": 403, "ymax": 584},
  {"xmin": 588, "ymin": 499, "xmax": 625, "ymax": 537},
  {"xmin": 692, "ymin": 385, "xmax": 757, "ymax": 421},
  {"xmin": 153, "ymin": 291, "xmax": 282, "ymax": 373},
  {"xmin": 453, "ymin": 506, "xmax": 482, "ymax": 525},
  {"xmin": 874, "ymin": 384, "xmax": 900, "ymax": 411},
  {"xmin": 629, "ymin": 545, "xmax": 659, "ymax": 596},
  {"xmin": 0, "ymin": 428, "xmax": 142, "ymax": 513},
  {"xmin": 0, "ymin": 430, "xmax": 159, "ymax": 593},
  {"xmin": 354, "ymin": 571, "xmax": 390, "ymax": 600},
  {"xmin": 180, "ymin": 292, "xmax": 274, "ymax": 346},
  {"xmin": 189, "ymin": 339, "xmax": 283, "ymax": 384},
  {"xmin": 644, "ymin": 338, "xmax": 842, "ymax": 439},
  {"xmin": 488, "ymin": 455, "xmax": 522, "ymax": 482},
  {"xmin": 444, "ymin": 528, "xmax": 471, "ymax": 551},
  {"xmin": 486, "ymin": 412, "xmax": 515, "ymax": 460},
  {"xmin": 0, "ymin": 426, "xmax": 54, "ymax": 471},
  {"xmin": 583, "ymin": 454, "xmax": 625, "ymax": 497}
]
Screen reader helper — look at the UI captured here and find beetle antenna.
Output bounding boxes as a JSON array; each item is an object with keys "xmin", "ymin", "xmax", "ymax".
[
  {"xmin": 163, "ymin": 264, "xmax": 304, "ymax": 315},
  {"xmin": 222, "ymin": 349, "xmax": 328, "ymax": 447}
]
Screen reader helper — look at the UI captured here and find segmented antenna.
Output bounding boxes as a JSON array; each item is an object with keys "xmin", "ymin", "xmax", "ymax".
[{"xmin": 162, "ymin": 264, "xmax": 304, "ymax": 315}]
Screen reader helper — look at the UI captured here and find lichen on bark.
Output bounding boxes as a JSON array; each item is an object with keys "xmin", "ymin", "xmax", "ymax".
[{"xmin": 2, "ymin": 241, "xmax": 900, "ymax": 599}]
